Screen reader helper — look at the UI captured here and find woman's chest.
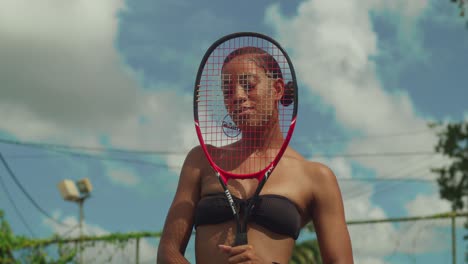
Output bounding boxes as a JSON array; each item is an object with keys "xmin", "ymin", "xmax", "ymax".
[{"xmin": 199, "ymin": 162, "xmax": 314, "ymax": 222}]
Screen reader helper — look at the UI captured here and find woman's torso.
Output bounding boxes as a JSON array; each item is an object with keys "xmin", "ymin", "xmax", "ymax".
[{"xmin": 194, "ymin": 147, "xmax": 315, "ymax": 264}]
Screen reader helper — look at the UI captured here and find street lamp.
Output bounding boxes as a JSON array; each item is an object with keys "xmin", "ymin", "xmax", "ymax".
[{"xmin": 57, "ymin": 178, "xmax": 93, "ymax": 264}]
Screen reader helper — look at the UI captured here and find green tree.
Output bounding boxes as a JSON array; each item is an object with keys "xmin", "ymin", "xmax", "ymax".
[
  {"xmin": 0, "ymin": 210, "xmax": 76, "ymax": 264},
  {"xmin": 431, "ymin": 121, "xmax": 468, "ymax": 262},
  {"xmin": 290, "ymin": 239, "xmax": 322, "ymax": 264},
  {"xmin": 0, "ymin": 210, "xmax": 18, "ymax": 263},
  {"xmin": 450, "ymin": 0, "xmax": 468, "ymax": 28},
  {"xmin": 451, "ymin": 0, "xmax": 466, "ymax": 17},
  {"xmin": 432, "ymin": 122, "xmax": 468, "ymax": 213}
]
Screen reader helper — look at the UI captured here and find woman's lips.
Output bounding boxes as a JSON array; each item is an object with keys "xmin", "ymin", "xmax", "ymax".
[{"xmin": 235, "ymin": 107, "xmax": 255, "ymax": 116}]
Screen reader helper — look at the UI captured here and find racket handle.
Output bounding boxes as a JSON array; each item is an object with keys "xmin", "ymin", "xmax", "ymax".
[{"xmin": 233, "ymin": 232, "xmax": 248, "ymax": 246}]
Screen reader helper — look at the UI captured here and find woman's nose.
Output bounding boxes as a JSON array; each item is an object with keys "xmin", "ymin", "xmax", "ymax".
[{"xmin": 232, "ymin": 84, "xmax": 247, "ymax": 105}]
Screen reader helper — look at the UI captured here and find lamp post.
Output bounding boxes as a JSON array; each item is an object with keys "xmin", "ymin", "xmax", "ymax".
[{"xmin": 57, "ymin": 178, "xmax": 93, "ymax": 264}]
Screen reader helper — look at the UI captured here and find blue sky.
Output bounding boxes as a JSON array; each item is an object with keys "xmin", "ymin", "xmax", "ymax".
[{"xmin": 1, "ymin": 0, "xmax": 467, "ymax": 263}]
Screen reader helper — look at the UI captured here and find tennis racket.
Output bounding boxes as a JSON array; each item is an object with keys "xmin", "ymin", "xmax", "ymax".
[{"xmin": 193, "ymin": 32, "xmax": 298, "ymax": 246}]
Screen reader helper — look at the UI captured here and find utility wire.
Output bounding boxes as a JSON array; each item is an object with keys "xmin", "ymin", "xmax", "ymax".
[
  {"xmin": 344, "ymin": 157, "xmax": 446, "ymax": 201},
  {"xmin": 342, "ymin": 155, "xmax": 438, "ymax": 200},
  {"xmin": 50, "ymin": 149, "xmax": 170, "ymax": 168},
  {"xmin": 59, "ymin": 224, "xmax": 80, "ymax": 238},
  {"xmin": 0, "ymin": 151, "xmax": 440, "ymax": 183},
  {"xmin": 338, "ymin": 177, "xmax": 434, "ymax": 182},
  {"xmin": 1, "ymin": 150, "xmax": 443, "ymax": 184},
  {"xmin": 313, "ymin": 151, "xmax": 437, "ymax": 158},
  {"xmin": 0, "ymin": 135, "xmax": 438, "ymax": 158},
  {"xmin": 0, "ymin": 152, "xmax": 71, "ymax": 228},
  {"xmin": 0, "ymin": 152, "xmax": 172, "ymax": 169},
  {"xmin": 0, "ymin": 138, "xmax": 177, "ymax": 156},
  {"xmin": 0, "ymin": 135, "xmax": 443, "ymax": 206},
  {"xmin": 294, "ymin": 129, "xmax": 435, "ymax": 144},
  {"xmin": 0, "ymin": 172, "xmax": 36, "ymax": 236}
]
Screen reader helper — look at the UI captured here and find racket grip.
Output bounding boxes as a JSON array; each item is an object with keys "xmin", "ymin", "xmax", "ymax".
[{"xmin": 233, "ymin": 232, "xmax": 248, "ymax": 246}]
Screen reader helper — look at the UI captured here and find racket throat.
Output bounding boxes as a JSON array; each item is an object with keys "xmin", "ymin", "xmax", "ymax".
[
  {"xmin": 233, "ymin": 208, "xmax": 249, "ymax": 246},
  {"xmin": 224, "ymin": 189, "xmax": 237, "ymax": 215},
  {"xmin": 233, "ymin": 232, "xmax": 248, "ymax": 246}
]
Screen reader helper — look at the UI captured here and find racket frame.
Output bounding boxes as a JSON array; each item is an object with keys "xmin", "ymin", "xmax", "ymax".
[{"xmin": 193, "ymin": 32, "xmax": 298, "ymax": 246}]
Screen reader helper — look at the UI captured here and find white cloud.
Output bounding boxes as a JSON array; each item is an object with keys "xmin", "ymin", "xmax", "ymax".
[
  {"xmin": 312, "ymin": 157, "xmax": 396, "ymax": 262},
  {"xmin": 0, "ymin": 0, "xmax": 198, "ymax": 175},
  {"xmin": 371, "ymin": 0, "xmax": 429, "ymax": 16},
  {"xmin": 106, "ymin": 165, "xmax": 141, "ymax": 186},
  {"xmin": 0, "ymin": 0, "xmax": 135, "ymax": 133},
  {"xmin": 108, "ymin": 89, "xmax": 197, "ymax": 174},
  {"xmin": 265, "ymin": 0, "xmax": 438, "ymax": 179},
  {"xmin": 316, "ymin": 158, "xmax": 455, "ymax": 262},
  {"xmin": 403, "ymin": 192, "xmax": 464, "ymax": 248},
  {"xmin": 314, "ymin": 158, "xmax": 451, "ymax": 262},
  {"xmin": 265, "ymin": 0, "xmax": 454, "ymax": 262},
  {"xmin": 405, "ymin": 193, "xmax": 452, "ymax": 216}
]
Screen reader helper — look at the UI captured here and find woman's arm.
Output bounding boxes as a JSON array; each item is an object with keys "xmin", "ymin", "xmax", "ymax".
[
  {"xmin": 157, "ymin": 147, "xmax": 203, "ymax": 264},
  {"xmin": 309, "ymin": 163, "xmax": 354, "ymax": 264}
]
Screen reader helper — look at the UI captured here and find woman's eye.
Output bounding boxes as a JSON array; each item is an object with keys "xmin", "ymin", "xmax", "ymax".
[
  {"xmin": 238, "ymin": 74, "xmax": 257, "ymax": 93},
  {"xmin": 222, "ymin": 83, "xmax": 233, "ymax": 97},
  {"xmin": 242, "ymin": 83, "xmax": 254, "ymax": 92},
  {"xmin": 221, "ymin": 74, "xmax": 233, "ymax": 97}
]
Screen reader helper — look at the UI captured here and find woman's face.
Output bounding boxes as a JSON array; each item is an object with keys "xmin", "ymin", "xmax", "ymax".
[{"xmin": 221, "ymin": 54, "xmax": 284, "ymax": 130}]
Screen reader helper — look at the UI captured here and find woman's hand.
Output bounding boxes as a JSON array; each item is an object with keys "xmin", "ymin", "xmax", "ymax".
[{"xmin": 218, "ymin": 244, "xmax": 269, "ymax": 264}]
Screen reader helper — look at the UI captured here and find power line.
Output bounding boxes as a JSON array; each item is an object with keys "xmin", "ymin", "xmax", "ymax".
[
  {"xmin": 0, "ymin": 141, "xmax": 442, "ymax": 186},
  {"xmin": 338, "ymin": 177, "xmax": 434, "ymax": 182},
  {"xmin": 344, "ymin": 156, "xmax": 445, "ymax": 201},
  {"xmin": 0, "ymin": 136, "xmax": 443, "ymax": 200},
  {"xmin": 0, "ymin": 138, "xmax": 178, "ymax": 156},
  {"xmin": 59, "ymin": 224, "xmax": 80, "ymax": 238},
  {"xmin": 313, "ymin": 151, "xmax": 437, "ymax": 158},
  {"xmin": 2, "ymin": 149, "xmax": 440, "ymax": 176},
  {"xmin": 342, "ymin": 155, "xmax": 437, "ymax": 200},
  {"xmin": 42, "ymin": 150, "xmax": 442, "ymax": 183},
  {"xmin": 50, "ymin": 149, "xmax": 171, "ymax": 168},
  {"xmin": 0, "ymin": 153, "xmax": 71, "ymax": 228},
  {"xmin": 0, "ymin": 152, "xmax": 170, "ymax": 168},
  {"xmin": 0, "ymin": 137, "xmax": 438, "ymax": 159},
  {"xmin": 0, "ymin": 172, "xmax": 36, "ymax": 237},
  {"xmin": 294, "ymin": 129, "xmax": 435, "ymax": 144}
]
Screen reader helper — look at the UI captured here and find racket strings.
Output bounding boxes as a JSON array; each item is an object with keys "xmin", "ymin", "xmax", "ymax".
[{"xmin": 197, "ymin": 36, "xmax": 294, "ymax": 175}]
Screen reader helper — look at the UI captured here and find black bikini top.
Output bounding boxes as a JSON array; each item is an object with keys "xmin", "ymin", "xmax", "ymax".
[{"xmin": 194, "ymin": 192, "xmax": 302, "ymax": 240}]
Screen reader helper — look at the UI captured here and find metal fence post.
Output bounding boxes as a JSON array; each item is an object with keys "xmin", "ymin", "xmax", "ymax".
[
  {"xmin": 135, "ymin": 237, "xmax": 140, "ymax": 264},
  {"xmin": 451, "ymin": 212, "xmax": 456, "ymax": 264}
]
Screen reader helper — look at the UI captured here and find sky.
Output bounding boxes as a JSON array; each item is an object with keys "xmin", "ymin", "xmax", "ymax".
[{"xmin": 0, "ymin": 0, "xmax": 467, "ymax": 263}]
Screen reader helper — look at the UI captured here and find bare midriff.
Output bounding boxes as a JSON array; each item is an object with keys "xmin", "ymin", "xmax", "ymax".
[{"xmin": 195, "ymin": 221, "xmax": 295, "ymax": 264}]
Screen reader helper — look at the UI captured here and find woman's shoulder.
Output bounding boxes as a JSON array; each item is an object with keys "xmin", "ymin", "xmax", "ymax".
[
  {"xmin": 283, "ymin": 148, "xmax": 337, "ymax": 183},
  {"xmin": 301, "ymin": 160, "xmax": 341, "ymax": 204},
  {"xmin": 181, "ymin": 145, "xmax": 210, "ymax": 171},
  {"xmin": 186, "ymin": 145, "xmax": 204, "ymax": 156},
  {"xmin": 305, "ymin": 161, "xmax": 334, "ymax": 177},
  {"xmin": 283, "ymin": 147, "xmax": 327, "ymax": 165}
]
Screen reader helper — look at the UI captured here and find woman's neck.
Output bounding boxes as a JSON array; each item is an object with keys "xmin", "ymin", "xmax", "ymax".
[{"xmin": 239, "ymin": 119, "xmax": 284, "ymax": 150}]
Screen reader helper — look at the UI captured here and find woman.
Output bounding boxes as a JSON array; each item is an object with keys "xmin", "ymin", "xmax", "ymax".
[{"xmin": 157, "ymin": 47, "xmax": 353, "ymax": 264}]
